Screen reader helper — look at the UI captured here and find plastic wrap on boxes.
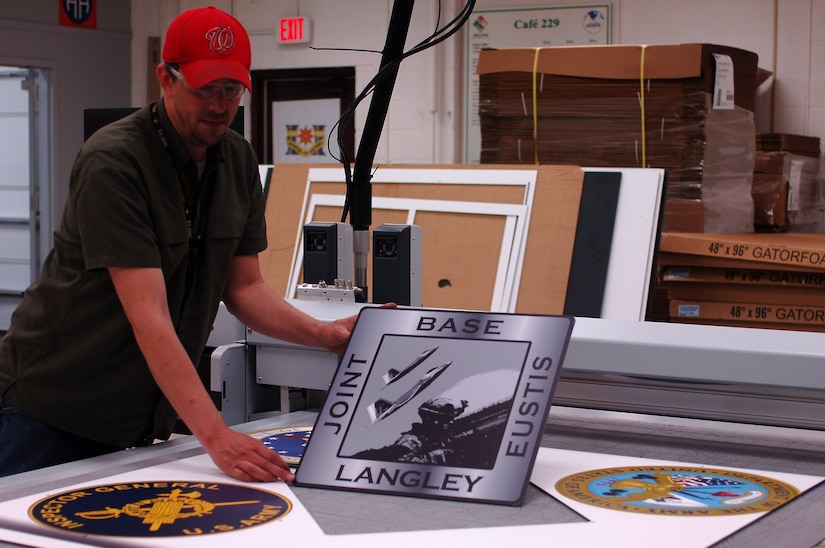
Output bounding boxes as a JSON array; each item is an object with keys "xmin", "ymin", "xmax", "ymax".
[{"xmin": 753, "ymin": 150, "xmax": 822, "ymax": 233}]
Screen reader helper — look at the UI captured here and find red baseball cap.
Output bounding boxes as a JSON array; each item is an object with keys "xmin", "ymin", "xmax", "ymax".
[{"xmin": 162, "ymin": 6, "xmax": 252, "ymax": 91}]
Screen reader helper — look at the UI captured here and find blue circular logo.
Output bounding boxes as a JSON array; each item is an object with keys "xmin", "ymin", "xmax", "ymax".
[
  {"xmin": 29, "ymin": 481, "xmax": 292, "ymax": 537},
  {"xmin": 556, "ymin": 465, "xmax": 799, "ymax": 515},
  {"xmin": 582, "ymin": 10, "xmax": 606, "ymax": 35},
  {"xmin": 250, "ymin": 426, "xmax": 312, "ymax": 464}
]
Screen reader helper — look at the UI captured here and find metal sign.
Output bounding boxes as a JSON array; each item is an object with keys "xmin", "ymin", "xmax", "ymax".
[{"xmin": 295, "ymin": 306, "xmax": 574, "ymax": 505}]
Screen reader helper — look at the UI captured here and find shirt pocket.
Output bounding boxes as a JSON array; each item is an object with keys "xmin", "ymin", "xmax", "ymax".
[{"xmin": 204, "ymin": 211, "xmax": 245, "ymax": 241}]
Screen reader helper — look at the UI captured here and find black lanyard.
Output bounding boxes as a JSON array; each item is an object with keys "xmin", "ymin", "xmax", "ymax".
[{"xmin": 150, "ymin": 103, "xmax": 215, "ymax": 306}]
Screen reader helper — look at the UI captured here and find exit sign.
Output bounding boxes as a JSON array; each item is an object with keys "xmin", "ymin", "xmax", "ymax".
[{"xmin": 279, "ymin": 17, "xmax": 311, "ymax": 43}]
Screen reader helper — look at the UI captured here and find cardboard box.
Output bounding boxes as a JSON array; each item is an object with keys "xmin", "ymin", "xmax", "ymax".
[
  {"xmin": 752, "ymin": 172, "xmax": 789, "ymax": 229},
  {"xmin": 753, "ymin": 148, "xmax": 822, "ymax": 233},
  {"xmin": 659, "ymin": 232, "xmax": 825, "ymax": 270},
  {"xmin": 657, "ymin": 250, "xmax": 819, "ymax": 273},
  {"xmin": 669, "ymin": 299, "xmax": 825, "ymax": 328},
  {"xmin": 661, "ymin": 198, "xmax": 704, "ymax": 233},
  {"xmin": 757, "ymin": 133, "xmax": 821, "ymax": 156},
  {"xmin": 478, "ymin": 44, "xmax": 759, "ymax": 233},
  {"xmin": 476, "ymin": 44, "xmax": 759, "ymax": 111},
  {"xmin": 660, "ymin": 265, "xmax": 825, "ymax": 287},
  {"xmin": 666, "ymin": 281, "xmax": 825, "ymax": 307}
]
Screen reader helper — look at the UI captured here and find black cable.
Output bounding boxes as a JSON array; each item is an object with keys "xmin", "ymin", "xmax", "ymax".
[{"xmin": 322, "ymin": 0, "xmax": 477, "ymax": 223}]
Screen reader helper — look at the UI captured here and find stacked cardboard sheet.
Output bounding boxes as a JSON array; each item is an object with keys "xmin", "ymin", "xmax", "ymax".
[
  {"xmin": 658, "ymin": 231, "xmax": 825, "ymax": 331},
  {"xmin": 752, "ymin": 133, "xmax": 821, "ymax": 233},
  {"xmin": 477, "ymin": 44, "xmax": 760, "ymax": 233}
]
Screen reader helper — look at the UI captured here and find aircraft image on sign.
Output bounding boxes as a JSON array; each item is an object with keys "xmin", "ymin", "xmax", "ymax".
[
  {"xmin": 382, "ymin": 346, "xmax": 438, "ymax": 387},
  {"xmin": 367, "ymin": 361, "xmax": 452, "ymax": 424}
]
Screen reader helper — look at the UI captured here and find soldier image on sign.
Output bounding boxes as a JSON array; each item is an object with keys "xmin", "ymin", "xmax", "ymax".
[
  {"xmin": 340, "ymin": 337, "xmax": 525, "ymax": 466},
  {"xmin": 352, "ymin": 396, "xmax": 510, "ymax": 469}
]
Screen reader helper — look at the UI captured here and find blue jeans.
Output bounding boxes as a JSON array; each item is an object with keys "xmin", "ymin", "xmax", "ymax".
[{"xmin": 0, "ymin": 395, "xmax": 120, "ymax": 477}]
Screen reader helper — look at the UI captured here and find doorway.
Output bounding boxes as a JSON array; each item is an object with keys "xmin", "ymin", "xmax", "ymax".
[{"xmin": 0, "ymin": 66, "xmax": 51, "ymax": 331}]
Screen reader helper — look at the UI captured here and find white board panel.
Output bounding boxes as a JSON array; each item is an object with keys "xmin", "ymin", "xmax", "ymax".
[{"xmin": 584, "ymin": 167, "xmax": 665, "ymax": 321}]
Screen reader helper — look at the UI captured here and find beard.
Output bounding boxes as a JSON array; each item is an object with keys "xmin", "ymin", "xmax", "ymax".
[{"xmin": 175, "ymin": 109, "xmax": 231, "ymax": 153}]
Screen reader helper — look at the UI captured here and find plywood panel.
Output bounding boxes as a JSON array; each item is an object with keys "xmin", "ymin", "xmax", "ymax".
[
  {"xmin": 261, "ymin": 164, "xmax": 585, "ymax": 313},
  {"xmin": 261, "ymin": 163, "xmax": 318, "ymax": 294},
  {"xmin": 413, "ymin": 210, "xmax": 505, "ymax": 309},
  {"xmin": 307, "ymin": 181, "xmax": 527, "ymax": 204},
  {"xmin": 516, "ymin": 165, "xmax": 584, "ymax": 314}
]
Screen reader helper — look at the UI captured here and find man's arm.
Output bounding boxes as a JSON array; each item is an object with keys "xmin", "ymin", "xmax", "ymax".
[
  {"xmin": 222, "ymin": 254, "xmax": 358, "ymax": 353},
  {"xmin": 108, "ymin": 266, "xmax": 295, "ymax": 483}
]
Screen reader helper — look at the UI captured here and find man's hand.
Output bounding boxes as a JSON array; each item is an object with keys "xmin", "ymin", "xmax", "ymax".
[
  {"xmin": 318, "ymin": 313, "xmax": 358, "ymax": 355},
  {"xmin": 109, "ymin": 266, "xmax": 292, "ymax": 483},
  {"xmin": 224, "ymin": 255, "xmax": 399, "ymax": 354},
  {"xmin": 319, "ymin": 302, "xmax": 397, "ymax": 354},
  {"xmin": 202, "ymin": 428, "xmax": 294, "ymax": 483}
]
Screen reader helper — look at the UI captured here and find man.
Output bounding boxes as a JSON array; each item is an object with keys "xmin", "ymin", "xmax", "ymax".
[{"xmin": 0, "ymin": 7, "xmax": 358, "ymax": 483}]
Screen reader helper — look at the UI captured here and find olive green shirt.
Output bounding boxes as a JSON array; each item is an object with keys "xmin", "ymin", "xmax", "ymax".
[{"xmin": 0, "ymin": 101, "xmax": 266, "ymax": 447}]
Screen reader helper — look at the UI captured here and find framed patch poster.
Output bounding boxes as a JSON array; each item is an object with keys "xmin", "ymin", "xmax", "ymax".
[
  {"xmin": 295, "ymin": 306, "xmax": 574, "ymax": 505},
  {"xmin": 271, "ymin": 98, "xmax": 340, "ymax": 164}
]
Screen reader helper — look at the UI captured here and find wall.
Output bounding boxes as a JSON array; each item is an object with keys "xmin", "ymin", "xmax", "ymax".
[
  {"xmin": 131, "ymin": 0, "xmax": 824, "ymax": 175},
  {"xmin": 0, "ymin": 0, "xmax": 815, "ymax": 233},
  {"xmin": 612, "ymin": 0, "xmax": 823, "ymax": 146},
  {"xmin": 0, "ymin": 1, "xmax": 818, "ymax": 231},
  {"xmin": 776, "ymin": 0, "xmax": 825, "ymax": 139},
  {"xmin": 0, "ymin": 1, "xmax": 132, "ymax": 232},
  {"xmin": 131, "ymin": 0, "xmax": 460, "ymax": 165}
]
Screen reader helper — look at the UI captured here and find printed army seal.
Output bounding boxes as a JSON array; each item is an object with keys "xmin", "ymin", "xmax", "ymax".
[
  {"xmin": 556, "ymin": 465, "xmax": 800, "ymax": 516},
  {"xmin": 29, "ymin": 481, "xmax": 292, "ymax": 537},
  {"xmin": 249, "ymin": 426, "xmax": 313, "ymax": 465}
]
